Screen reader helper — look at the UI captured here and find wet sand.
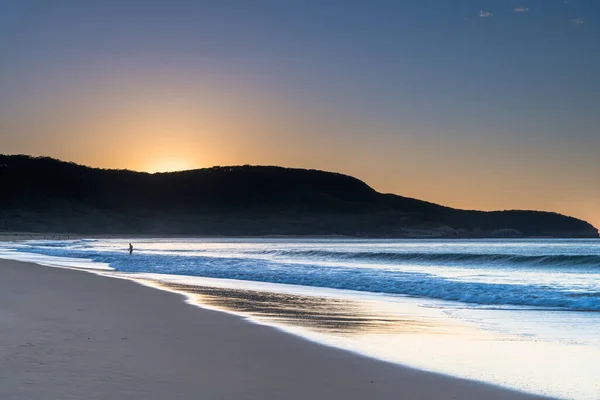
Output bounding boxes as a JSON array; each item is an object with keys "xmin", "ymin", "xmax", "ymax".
[{"xmin": 0, "ymin": 259, "xmax": 551, "ymax": 400}]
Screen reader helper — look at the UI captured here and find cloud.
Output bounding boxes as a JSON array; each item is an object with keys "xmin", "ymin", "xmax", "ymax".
[
  {"xmin": 513, "ymin": 7, "xmax": 529, "ymax": 13},
  {"xmin": 573, "ymin": 18, "xmax": 584, "ymax": 25},
  {"xmin": 479, "ymin": 10, "xmax": 493, "ymax": 18}
]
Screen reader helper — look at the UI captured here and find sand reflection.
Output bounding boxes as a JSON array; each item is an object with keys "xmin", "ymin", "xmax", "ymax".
[{"xmin": 159, "ymin": 282, "xmax": 452, "ymax": 336}]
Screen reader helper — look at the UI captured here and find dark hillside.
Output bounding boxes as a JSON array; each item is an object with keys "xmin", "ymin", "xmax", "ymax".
[{"xmin": 0, "ymin": 155, "xmax": 597, "ymax": 237}]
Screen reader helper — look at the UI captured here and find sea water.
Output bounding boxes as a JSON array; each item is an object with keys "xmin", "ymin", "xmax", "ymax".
[{"xmin": 1, "ymin": 238, "xmax": 598, "ymax": 399}]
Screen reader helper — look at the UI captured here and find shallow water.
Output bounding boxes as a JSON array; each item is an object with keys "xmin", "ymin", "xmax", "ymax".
[{"xmin": 1, "ymin": 238, "xmax": 599, "ymax": 399}]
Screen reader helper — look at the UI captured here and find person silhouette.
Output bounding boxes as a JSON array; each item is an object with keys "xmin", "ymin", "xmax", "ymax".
[{"xmin": 129, "ymin": 243, "xmax": 133, "ymax": 255}]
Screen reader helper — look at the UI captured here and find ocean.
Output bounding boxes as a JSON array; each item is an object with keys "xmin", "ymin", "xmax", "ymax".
[{"xmin": 1, "ymin": 238, "xmax": 599, "ymax": 399}]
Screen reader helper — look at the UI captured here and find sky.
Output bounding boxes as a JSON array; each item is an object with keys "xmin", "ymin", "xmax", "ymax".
[{"xmin": 1, "ymin": 0, "xmax": 599, "ymax": 228}]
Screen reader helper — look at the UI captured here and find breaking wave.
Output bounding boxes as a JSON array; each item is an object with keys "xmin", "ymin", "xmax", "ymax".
[{"xmin": 5, "ymin": 239, "xmax": 600, "ymax": 311}]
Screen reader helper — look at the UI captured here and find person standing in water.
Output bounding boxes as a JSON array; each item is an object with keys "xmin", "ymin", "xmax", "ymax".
[{"xmin": 129, "ymin": 243, "xmax": 133, "ymax": 255}]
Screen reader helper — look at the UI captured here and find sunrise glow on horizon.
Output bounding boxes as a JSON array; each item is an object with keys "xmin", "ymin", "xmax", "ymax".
[{"xmin": 145, "ymin": 158, "xmax": 199, "ymax": 174}]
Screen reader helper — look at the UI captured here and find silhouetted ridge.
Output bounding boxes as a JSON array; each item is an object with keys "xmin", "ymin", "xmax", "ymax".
[
  {"xmin": 152, "ymin": 166, "xmax": 378, "ymax": 211},
  {"xmin": 0, "ymin": 155, "xmax": 597, "ymax": 237}
]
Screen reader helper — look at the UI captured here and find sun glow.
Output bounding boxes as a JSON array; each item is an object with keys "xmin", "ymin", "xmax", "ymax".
[{"xmin": 146, "ymin": 159, "xmax": 195, "ymax": 173}]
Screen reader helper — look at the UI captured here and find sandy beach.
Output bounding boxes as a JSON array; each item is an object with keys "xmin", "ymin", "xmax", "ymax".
[{"xmin": 0, "ymin": 259, "xmax": 552, "ymax": 400}]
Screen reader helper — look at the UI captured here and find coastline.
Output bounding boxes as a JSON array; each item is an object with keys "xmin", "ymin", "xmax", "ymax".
[
  {"xmin": 0, "ymin": 258, "xmax": 552, "ymax": 399},
  {"xmin": 2, "ymin": 232, "xmax": 598, "ymax": 242}
]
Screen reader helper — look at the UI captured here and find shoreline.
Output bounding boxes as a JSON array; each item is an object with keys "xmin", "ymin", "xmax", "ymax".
[{"xmin": 0, "ymin": 257, "xmax": 552, "ymax": 399}]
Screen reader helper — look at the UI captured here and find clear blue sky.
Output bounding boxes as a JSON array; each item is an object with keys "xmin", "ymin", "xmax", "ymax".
[{"xmin": 1, "ymin": 0, "xmax": 599, "ymax": 226}]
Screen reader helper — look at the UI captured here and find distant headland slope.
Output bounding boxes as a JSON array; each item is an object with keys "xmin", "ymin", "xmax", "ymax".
[{"xmin": 0, "ymin": 155, "xmax": 597, "ymax": 238}]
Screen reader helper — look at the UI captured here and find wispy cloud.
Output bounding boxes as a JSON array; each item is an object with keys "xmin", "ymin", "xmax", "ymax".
[
  {"xmin": 479, "ymin": 10, "xmax": 493, "ymax": 18},
  {"xmin": 513, "ymin": 7, "xmax": 529, "ymax": 13},
  {"xmin": 573, "ymin": 18, "xmax": 584, "ymax": 25}
]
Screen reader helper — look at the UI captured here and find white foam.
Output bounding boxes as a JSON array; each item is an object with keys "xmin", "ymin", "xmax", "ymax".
[{"xmin": 0, "ymin": 249, "xmax": 113, "ymax": 270}]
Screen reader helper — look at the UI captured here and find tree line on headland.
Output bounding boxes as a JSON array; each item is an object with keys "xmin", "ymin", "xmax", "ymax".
[{"xmin": 0, "ymin": 155, "xmax": 597, "ymax": 238}]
